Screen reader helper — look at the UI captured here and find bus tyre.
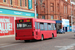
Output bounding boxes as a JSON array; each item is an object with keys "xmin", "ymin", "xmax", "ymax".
[
  {"xmin": 41, "ymin": 35, "xmax": 44, "ymax": 41},
  {"xmin": 51, "ymin": 34, "xmax": 54, "ymax": 39},
  {"xmin": 24, "ymin": 40, "xmax": 30, "ymax": 42}
]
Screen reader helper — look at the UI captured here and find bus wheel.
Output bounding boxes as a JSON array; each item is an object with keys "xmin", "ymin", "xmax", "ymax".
[
  {"xmin": 51, "ymin": 34, "xmax": 54, "ymax": 39},
  {"xmin": 41, "ymin": 35, "xmax": 44, "ymax": 41},
  {"xmin": 24, "ymin": 40, "xmax": 30, "ymax": 42}
]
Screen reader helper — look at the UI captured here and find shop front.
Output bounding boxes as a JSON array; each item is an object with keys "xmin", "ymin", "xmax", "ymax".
[
  {"xmin": 72, "ymin": 25, "xmax": 75, "ymax": 32},
  {"xmin": 62, "ymin": 19, "xmax": 70, "ymax": 32},
  {"xmin": 55, "ymin": 20, "xmax": 62, "ymax": 30},
  {"xmin": 0, "ymin": 8, "xmax": 35, "ymax": 36}
]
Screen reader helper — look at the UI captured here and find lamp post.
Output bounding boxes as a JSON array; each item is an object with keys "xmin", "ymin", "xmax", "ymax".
[
  {"xmin": 71, "ymin": 0, "xmax": 73, "ymax": 32},
  {"xmin": 34, "ymin": 0, "xmax": 45, "ymax": 18},
  {"xmin": 34, "ymin": 0, "xmax": 37, "ymax": 18}
]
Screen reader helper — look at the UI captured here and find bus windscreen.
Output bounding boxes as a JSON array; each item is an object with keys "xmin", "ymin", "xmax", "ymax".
[{"xmin": 17, "ymin": 22, "xmax": 32, "ymax": 29}]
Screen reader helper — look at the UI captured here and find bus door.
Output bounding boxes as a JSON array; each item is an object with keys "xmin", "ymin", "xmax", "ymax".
[
  {"xmin": 37, "ymin": 22, "xmax": 40, "ymax": 35},
  {"xmin": 35, "ymin": 22, "xmax": 41, "ymax": 39}
]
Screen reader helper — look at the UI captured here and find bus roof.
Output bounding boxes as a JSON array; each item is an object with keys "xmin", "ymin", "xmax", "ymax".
[
  {"xmin": 16, "ymin": 18, "xmax": 56, "ymax": 23},
  {"xmin": 34, "ymin": 18, "xmax": 56, "ymax": 23}
]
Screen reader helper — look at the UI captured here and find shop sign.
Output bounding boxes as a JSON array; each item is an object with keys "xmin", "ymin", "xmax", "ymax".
[
  {"xmin": 0, "ymin": 18, "xmax": 12, "ymax": 33},
  {"xmin": 28, "ymin": 0, "xmax": 32, "ymax": 9},
  {"xmin": 0, "ymin": 8, "xmax": 35, "ymax": 17},
  {"xmin": 62, "ymin": 19, "xmax": 69, "ymax": 27},
  {"xmin": 0, "ymin": 16, "xmax": 14, "ymax": 36}
]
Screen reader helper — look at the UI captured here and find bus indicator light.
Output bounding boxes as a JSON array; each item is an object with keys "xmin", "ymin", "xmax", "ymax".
[
  {"xmin": 27, "ymin": 20, "xmax": 30, "ymax": 22},
  {"xmin": 19, "ymin": 20, "xmax": 23, "ymax": 22}
]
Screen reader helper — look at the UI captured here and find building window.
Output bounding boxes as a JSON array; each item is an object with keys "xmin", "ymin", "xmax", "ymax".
[
  {"xmin": 64, "ymin": 6, "xmax": 67, "ymax": 14},
  {"xmin": 40, "ymin": 0, "xmax": 42, "ymax": 4},
  {"xmin": 57, "ymin": 3, "xmax": 59, "ymax": 12},
  {"xmin": 41, "ymin": 3, "xmax": 45, "ymax": 11},
  {"xmin": 51, "ymin": 15, "xmax": 54, "ymax": 19},
  {"xmin": 20, "ymin": 0, "xmax": 22, "ymax": 6},
  {"xmin": 42, "ymin": 16, "xmax": 45, "ymax": 19},
  {"xmin": 25, "ymin": 0, "xmax": 27, "ymax": 7},
  {"xmin": 10, "ymin": 0, "xmax": 12, "ymax": 5},
  {"xmin": 66, "ymin": 6, "xmax": 67, "ymax": 14},
  {"xmin": 64, "ymin": 6, "xmax": 65, "ymax": 13},
  {"xmin": 50, "ymin": 3, "xmax": 54, "ymax": 12},
  {"xmin": 3, "ymin": 0, "xmax": 6, "ymax": 2},
  {"xmin": 74, "ymin": 10, "xmax": 75, "ymax": 15}
]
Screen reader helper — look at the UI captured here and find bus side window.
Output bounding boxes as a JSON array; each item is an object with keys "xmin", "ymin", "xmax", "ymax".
[
  {"xmin": 48, "ymin": 23, "xmax": 51, "ymax": 30},
  {"xmin": 44, "ymin": 23, "xmax": 47, "ymax": 30},
  {"xmin": 40, "ymin": 23, "xmax": 44, "ymax": 30},
  {"xmin": 35, "ymin": 22, "xmax": 37, "ymax": 29},
  {"xmin": 37, "ymin": 23, "xmax": 40, "ymax": 29},
  {"xmin": 53, "ymin": 24, "xmax": 56, "ymax": 30},
  {"xmin": 51, "ymin": 23, "xmax": 53, "ymax": 30}
]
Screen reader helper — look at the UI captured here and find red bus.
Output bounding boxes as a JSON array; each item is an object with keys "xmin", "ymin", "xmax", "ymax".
[{"xmin": 15, "ymin": 18, "xmax": 57, "ymax": 42}]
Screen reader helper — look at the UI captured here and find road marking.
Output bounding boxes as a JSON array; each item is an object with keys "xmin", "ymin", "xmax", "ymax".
[
  {"xmin": 58, "ymin": 43, "xmax": 75, "ymax": 50},
  {"xmin": 0, "ymin": 43, "xmax": 19, "ymax": 48}
]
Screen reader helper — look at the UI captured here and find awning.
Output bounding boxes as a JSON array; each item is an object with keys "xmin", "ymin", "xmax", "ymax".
[{"xmin": 55, "ymin": 20, "xmax": 62, "ymax": 23}]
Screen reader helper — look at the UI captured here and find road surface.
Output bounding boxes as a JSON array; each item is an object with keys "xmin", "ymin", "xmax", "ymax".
[{"xmin": 0, "ymin": 32, "xmax": 75, "ymax": 50}]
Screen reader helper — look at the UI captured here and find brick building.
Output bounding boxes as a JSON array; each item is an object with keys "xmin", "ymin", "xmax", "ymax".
[
  {"xmin": 71, "ymin": 3, "xmax": 75, "ymax": 32},
  {"xmin": 0, "ymin": 0, "xmax": 34, "ymax": 11},
  {"xmin": 37, "ymin": 0, "xmax": 75, "ymax": 32},
  {"xmin": 68, "ymin": 4, "xmax": 75, "ymax": 25},
  {"xmin": 0, "ymin": 0, "xmax": 34, "ymax": 36},
  {"xmin": 37, "ymin": 0, "xmax": 71, "ymax": 20},
  {"xmin": 72, "ymin": 4, "xmax": 75, "ymax": 25}
]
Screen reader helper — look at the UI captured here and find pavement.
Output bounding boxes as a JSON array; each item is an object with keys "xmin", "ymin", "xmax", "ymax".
[{"xmin": 0, "ymin": 35, "xmax": 15, "ymax": 38}]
